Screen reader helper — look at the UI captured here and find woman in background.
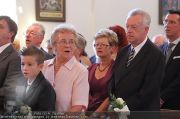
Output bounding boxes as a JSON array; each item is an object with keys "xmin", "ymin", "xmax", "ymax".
[
  {"xmin": 108, "ymin": 25, "xmax": 128, "ymax": 60},
  {"xmin": 88, "ymin": 29, "xmax": 118, "ymax": 112},
  {"xmin": 74, "ymin": 33, "xmax": 91, "ymax": 67}
]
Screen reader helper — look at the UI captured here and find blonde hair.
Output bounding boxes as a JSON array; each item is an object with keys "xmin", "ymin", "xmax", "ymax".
[
  {"xmin": 94, "ymin": 28, "xmax": 118, "ymax": 46},
  {"xmin": 12, "ymin": 39, "xmax": 20, "ymax": 51}
]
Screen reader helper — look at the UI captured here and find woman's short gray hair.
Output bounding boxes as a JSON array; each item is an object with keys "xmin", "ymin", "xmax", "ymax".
[
  {"xmin": 51, "ymin": 23, "xmax": 77, "ymax": 45},
  {"xmin": 76, "ymin": 33, "xmax": 87, "ymax": 50}
]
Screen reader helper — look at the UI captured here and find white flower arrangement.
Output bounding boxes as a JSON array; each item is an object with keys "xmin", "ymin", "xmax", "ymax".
[
  {"xmin": 108, "ymin": 94, "xmax": 130, "ymax": 119},
  {"xmin": 12, "ymin": 104, "xmax": 33, "ymax": 119},
  {"xmin": 19, "ymin": 105, "xmax": 32, "ymax": 116}
]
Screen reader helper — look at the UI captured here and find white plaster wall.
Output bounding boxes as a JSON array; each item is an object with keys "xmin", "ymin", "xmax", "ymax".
[{"xmin": 16, "ymin": 0, "xmax": 164, "ymax": 56}]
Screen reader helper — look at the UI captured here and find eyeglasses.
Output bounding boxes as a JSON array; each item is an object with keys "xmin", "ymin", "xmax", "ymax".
[
  {"xmin": 94, "ymin": 43, "xmax": 110, "ymax": 48},
  {"xmin": 53, "ymin": 39, "xmax": 75, "ymax": 46},
  {"xmin": 24, "ymin": 31, "xmax": 43, "ymax": 37}
]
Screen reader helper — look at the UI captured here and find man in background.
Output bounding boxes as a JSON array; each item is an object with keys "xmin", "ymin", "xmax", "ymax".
[
  {"xmin": 152, "ymin": 34, "xmax": 167, "ymax": 47},
  {"xmin": 160, "ymin": 10, "xmax": 180, "ymax": 110},
  {"xmin": 24, "ymin": 23, "xmax": 53, "ymax": 60},
  {"xmin": 0, "ymin": 16, "xmax": 24, "ymax": 112}
]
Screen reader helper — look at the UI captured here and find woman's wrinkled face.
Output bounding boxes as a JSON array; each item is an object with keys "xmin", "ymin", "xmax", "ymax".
[{"xmin": 52, "ymin": 31, "xmax": 76, "ymax": 60}]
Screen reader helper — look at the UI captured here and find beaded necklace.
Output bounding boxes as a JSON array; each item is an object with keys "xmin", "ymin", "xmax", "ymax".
[{"xmin": 97, "ymin": 63, "xmax": 111, "ymax": 72}]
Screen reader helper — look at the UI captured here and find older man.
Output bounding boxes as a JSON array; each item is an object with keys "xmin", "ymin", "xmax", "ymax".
[
  {"xmin": 109, "ymin": 8, "xmax": 165, "ymax": 111},
  {"xmin": 24, "ymin": 23, "xmax": 53, "ymax": 60},
  {"xmin": 152, "ymin": 34, "xmax": 167, "ymax": 47}
]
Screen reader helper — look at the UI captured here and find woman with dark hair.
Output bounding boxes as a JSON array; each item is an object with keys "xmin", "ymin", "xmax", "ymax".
[{"xmin": 108, "ymin": 25, "xmax": 128, "ymax": 60}]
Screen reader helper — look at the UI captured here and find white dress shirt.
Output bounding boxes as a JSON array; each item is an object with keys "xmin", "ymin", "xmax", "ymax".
[
  {"xmin": 131, "ymin": 37, "xmax": 148, "ymax": 58},
  {"xmin": 0, "ymin": 43, "xmax": 11, "ymax": 54},
  {"xmin": 26, "ymin": 79, "xmax": 35, "ymax": 93}
]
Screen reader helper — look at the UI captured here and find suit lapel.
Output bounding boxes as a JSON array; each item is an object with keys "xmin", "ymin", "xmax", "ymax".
[
  {"xmin": 24, "ymin": 72, "xmax": 42, "ymax": 100},
  {"xmin": 114, "ymin": 46, "xmax": 129, "ymax": 85},
  {"xmin": 126, "ymin": 40, "xmax": 150, "ymax": 70},
  {"xmin": 166, "ymin": 42, "xmax": 180, "ymax": 65},
  {"xmin": 0, "ymin": 45, "xmax": 14, "ymax": 63},
  {"xmin": 115, "ymin": 39, "xmax": 151, "ymax": 86},
  {"xmin": 127, "ymin": 40, "xmax": 150, "ymax": 70},
  {"xmin": 40, "ymin": 47, "xmax": 46, "ymax": 53}
]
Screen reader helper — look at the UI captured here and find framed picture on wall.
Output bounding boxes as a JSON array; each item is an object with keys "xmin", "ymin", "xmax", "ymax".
[
  {"xmin": 35, "ymin": 0, "xmax": 65, "ymax": 22},
  {"xmin": 159, "ymin": 0, "xmax": 180, "ymax": 25}
]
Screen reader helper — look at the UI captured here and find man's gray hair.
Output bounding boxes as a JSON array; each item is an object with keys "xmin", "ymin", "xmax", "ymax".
[
  {"xmin": 126, "ymin": 8, "xmax": 151, "ymax": 27},
  {"xmin": 31, "ymin": 23, "xmax": 45, "ymax": 35}
]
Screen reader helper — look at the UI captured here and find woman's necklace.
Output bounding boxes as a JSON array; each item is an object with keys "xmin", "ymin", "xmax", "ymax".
[
  {"xmin": 54, "ymin": 62, "xmax": 61, "ymax": 74},
  {"xmin": 54, "ymin": 64, "xmax": 61, "ymax": 70},
  {"xmin": 98, "ymin": 63, "xmax": 111, "ymax": 72}
]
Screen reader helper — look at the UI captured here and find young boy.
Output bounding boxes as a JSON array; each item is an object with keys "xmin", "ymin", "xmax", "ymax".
[{"xmin": 21, "ymin": 46, "xmax": 56, "ymax": 111}]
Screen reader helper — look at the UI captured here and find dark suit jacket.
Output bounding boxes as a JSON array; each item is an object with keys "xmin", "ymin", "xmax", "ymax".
[
  {"xmin": 23, "ymin": 72, "xmax": 56, "ymax": 111},
  {"xmin": 160, "ymin": 41, "xmax": 180, "ymax": 110},
  {"xmin": 109, "ymin": 39, "xmax": 165, "ymax": 111},
  {"xmin": 0, "ymin": 45, "xmax": 24, "ymax": 111},
  {"xmin": 40, "ymin": 48, "xmax": 54, "ymax": 60}
]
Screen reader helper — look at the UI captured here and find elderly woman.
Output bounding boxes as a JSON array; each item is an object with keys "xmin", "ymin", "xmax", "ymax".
[
  {"xmin": 87, "ymin": 29, "xmax": 118, "ymax": 112},
  {"xmin": 42, "ymin": 24, "xmax": 89, "ymax": 112},
  {"xmin": 74, "ymin": 33, "xmax": 91, "ymax": 68}
]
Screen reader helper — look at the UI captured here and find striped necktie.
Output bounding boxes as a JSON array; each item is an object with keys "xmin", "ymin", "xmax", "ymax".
[
  {"xmin": 166, "ymin": 43, "xmax": 175, "ymax": 63},
  {"xmin": 127, "ymin": 48, "xmax": 135, "ymax": 67}
]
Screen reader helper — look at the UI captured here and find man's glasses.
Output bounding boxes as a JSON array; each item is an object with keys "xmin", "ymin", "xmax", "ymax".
[
  {"xmin": 24, "ymin": 31, "xmax": 43, "ymax": 37},
  {"xmin": 94, "ymin": 43, "xmax": 110, "ymax": 48}
]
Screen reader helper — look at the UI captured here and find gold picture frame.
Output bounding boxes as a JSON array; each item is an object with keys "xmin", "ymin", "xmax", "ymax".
[
  {"xmin": 36, "ymin": 0, "xmax": 65, "ymax": 22},
  {"xmin": 159, "ymin": 0, "xmax": 180, "ymax": 25}
]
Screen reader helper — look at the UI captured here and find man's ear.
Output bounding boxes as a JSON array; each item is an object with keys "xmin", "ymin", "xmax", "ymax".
[
  {"xmin": 9, "ymin": 32, "xmax": 14, "ymax": 42},
  {"xmin": 39, "ymin": 36, "xmax": 44, "ymax": 45},
  {"xmin": 145, "ymin": 26, "xmax": 149, "ymax": 33},
  {"xmin": 39, "ymin": 63, "xmax": 44, "ymax": 69}
]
